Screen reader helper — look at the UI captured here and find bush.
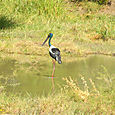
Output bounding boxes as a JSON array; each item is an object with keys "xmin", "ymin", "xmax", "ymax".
[{"xmin": 70, "ymin": 0, "xmax": 109, "ymax": 5}]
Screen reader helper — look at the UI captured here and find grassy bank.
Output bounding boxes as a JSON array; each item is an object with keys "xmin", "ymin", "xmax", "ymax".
[
  {"xmin": 0, "ymin": 0, "xmax": 115, "ymax": 59},
  {"xmin": 0, "ymin": 0, "xmax": 115, "ymax": 114}
]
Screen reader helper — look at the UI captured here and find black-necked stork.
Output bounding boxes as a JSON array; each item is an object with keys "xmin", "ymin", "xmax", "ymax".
[{"xmin": 42, "ymin": 33, "xmax": 62, "ymax": 78}]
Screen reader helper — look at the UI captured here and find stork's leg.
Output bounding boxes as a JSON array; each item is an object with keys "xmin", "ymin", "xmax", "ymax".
[
  {"xmin": 52, "ymin": 60, "xmax": 55, "ymax": 90},
  {"xmin": 52, "ymin": 60, "xmax": 55, "ymax": 78}
]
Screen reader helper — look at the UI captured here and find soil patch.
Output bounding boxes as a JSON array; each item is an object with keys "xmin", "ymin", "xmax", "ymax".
[{"xmin": 100, "ymin": 0, "xmax": 115, "ymax": 15}]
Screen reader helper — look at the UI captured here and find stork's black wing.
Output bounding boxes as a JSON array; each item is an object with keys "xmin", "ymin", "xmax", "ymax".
[
  {"xmin": 49, "ymin": 48, "xmax": 62, "ymax": 64},
  {"xmin": 52, "ymin": 48, "xmax": 60, "ymax": 54}
]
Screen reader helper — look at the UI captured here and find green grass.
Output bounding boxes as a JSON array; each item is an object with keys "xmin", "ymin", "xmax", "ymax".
[
  {"xmin": 0, "ymin": 0, "xmax": 115, "ymax": 114},
  {"xmin": 0, "ymin": 0, "xmax": 114, "ymax": 58}
]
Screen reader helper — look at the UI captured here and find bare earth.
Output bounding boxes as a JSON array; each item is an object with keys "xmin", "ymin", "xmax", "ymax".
[{"xmin": 101, "ymin": 0, "xmax": 115, "ymax": 15}]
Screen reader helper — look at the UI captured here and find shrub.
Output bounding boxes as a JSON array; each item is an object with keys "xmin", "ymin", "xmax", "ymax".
[{"xmin": 70, "ymin": 0, "xmax": 109, "ymax": 5}]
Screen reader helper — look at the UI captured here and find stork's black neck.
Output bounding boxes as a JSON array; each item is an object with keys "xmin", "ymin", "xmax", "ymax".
[{"xmin": 49, "ymin": 37, "xmax": 52, "ymax": 47}]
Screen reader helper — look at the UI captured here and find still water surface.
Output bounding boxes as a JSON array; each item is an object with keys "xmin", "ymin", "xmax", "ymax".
[{"xmin": 0, "ymin": 55, "xmax": 115, "ymax": 97}]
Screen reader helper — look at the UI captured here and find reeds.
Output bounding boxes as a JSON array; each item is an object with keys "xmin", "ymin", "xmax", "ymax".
[{"xmin": 63, "ymin": 76, "xmax": 100, "ymax": 102}]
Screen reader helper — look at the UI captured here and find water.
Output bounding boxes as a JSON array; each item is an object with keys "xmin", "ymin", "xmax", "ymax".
[{"xmin": 0, "ymin": 55, "xmax": 115, "ymax": 97}]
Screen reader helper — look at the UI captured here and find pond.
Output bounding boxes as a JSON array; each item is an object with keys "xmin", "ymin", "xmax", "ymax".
[{"xmin": 0, "ymin": 55, "xmax": 115, "ymax": 97}]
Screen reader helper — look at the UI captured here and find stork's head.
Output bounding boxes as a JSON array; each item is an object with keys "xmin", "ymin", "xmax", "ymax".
[
  {"xmin": 42, "ymin": 33, "xmax": 53, "ymax": 46},
  {"xmin": 48, "ymin": 33, "xmax": 53, "ymax": 38}
]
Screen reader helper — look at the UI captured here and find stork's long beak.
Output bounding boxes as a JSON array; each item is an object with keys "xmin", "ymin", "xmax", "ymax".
[{"xmin": 42, "ymin": 36, "xmax": 49, "ymax": 46}]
